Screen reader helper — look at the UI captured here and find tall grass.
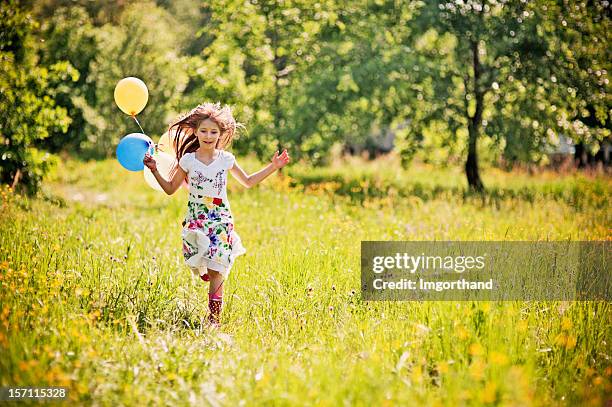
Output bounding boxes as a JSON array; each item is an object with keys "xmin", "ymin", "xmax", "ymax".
[
  {"xmin": 0, "ymin": 155, "xmax": 610, "ymax": 405},
  {"xmin": 286, "ymin": 154, "xmax": 611, "ymax": 211}
]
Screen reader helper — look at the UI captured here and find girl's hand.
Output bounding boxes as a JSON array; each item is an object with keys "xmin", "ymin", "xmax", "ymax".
[
  {"xmin": 271, "ymin": 149, "xmax": 290, "ymax": 169},
  {"xmin": 143, "ymin": 153, "xmax": 158, "ymax": 173}
]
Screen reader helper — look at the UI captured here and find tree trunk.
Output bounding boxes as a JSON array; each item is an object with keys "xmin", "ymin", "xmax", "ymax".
[
  {"xmin": 466, "ymin": 122, "xmax": 484, "ymax": 192},
  {"xmin": 11, "ymin": 169, "xmax": 21, "ymax": 189},
  {"xmin": 465, "ymin": 40, "xmax": 485, "ymax": 192}
]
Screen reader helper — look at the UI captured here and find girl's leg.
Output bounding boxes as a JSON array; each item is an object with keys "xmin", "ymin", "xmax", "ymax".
[{"xmin": 207, "ymin": 269, "xmax": 224, "ymax": 325}]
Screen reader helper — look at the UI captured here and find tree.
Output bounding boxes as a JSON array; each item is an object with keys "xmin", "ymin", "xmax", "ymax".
[
  {"xmin": 286, "ymin": 0, "xmax": 419, "ymax": 163},
  {"xmin": 537, "ymin": 0, "xmax": 610, "ymax": 165},
  {"xmin": 79, "ymin": 2, "xmax": 189, "ymax": 157},
  {"xmin": 398, "ymin": 0, "xmax": 609, "ymax": 191},
  {"xmin": 33, "ymin": 6, "xmax": 99, "ymax": 154},
  {"xmin": 181, "ymin": 0, "xmax": 341, "ymax": 160},
  {"xmin": 0, "ymin": 0, "xmax": 77, "ymax": 194},
  {"xmin": 29, "ymin": 0, "xmax": 138, "ymax": 26}
]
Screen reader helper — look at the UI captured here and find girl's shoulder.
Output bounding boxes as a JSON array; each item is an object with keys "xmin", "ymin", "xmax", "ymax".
[
  {"xmin": 178, "ymin": 152, "xmax": 194, "ymax": 172},
  {"xmin": 219, "ymin": 149, "xmax": 236, "ymax": 168},
  {"xmin": 219, "ymin": 149, "xmax": 234, "ymax": 159}
]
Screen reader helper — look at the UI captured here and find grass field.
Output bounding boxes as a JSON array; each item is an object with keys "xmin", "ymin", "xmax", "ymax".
[{"xmin": 1, "ymin": 154, "xmax": 611, "ymax": 405}]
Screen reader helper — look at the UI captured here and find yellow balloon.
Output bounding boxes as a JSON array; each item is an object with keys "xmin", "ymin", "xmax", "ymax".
[{"xmin": 114, "ymin": 77, "xmax": 148, "ymax": 116}]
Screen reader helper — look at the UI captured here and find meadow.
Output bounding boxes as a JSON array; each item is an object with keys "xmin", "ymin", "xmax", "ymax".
[{"xmin": 1, "ymin": 154, "xmax": 610, "ymax": 406}]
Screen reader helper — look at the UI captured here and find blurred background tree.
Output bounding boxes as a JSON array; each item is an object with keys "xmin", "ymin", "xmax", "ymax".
[
  {"xmin": 82, "ymin": 2, "xmax": 189, "ymax": 157},
  {"xmin": 1, "ymin": 0, "xmax": 609, "ymax": 194},
  {"xmin": 0, "ymin": 0, "xmax": 76, "ymax": 194},
  {"xmin": 283, "ymin": 0, "xmax": 419, "ymax": 164},
  {"xmin": 32, "ymin": 6, "xmax": 99, "ymax": 155},
  {"xmin": 537, "ymin": 0, "xmax": 610, "ymax": 168},
  {"xmin": 32, "ymin": 1, "xmax": 189, "ymax": 158},
  {"xmin": 399, "ymin": 2, "xmax": 560, "ymax": 190},
  {"xmin": 181, "ymin": 0, "xmax": 343, "ymax": 161}
]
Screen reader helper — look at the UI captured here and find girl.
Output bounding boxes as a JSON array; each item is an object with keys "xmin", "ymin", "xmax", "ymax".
[{"xmin": 143, "ymin": 102, "xmax": 290, "ymax": 327}]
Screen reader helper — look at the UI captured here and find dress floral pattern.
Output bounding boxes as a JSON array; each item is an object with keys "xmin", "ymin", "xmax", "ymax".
[{"xmin": 179, "ymin": 150, "xmax": 246, "ymax": 279}]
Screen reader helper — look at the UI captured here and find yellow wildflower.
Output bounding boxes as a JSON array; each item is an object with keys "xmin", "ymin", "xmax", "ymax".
[
  {"xmin": 561, "ymin": 317, "xmax": 573, "ymax": 330},
  {"xmin": 456, "ymin": 324, "xmax": 469, "ymax": 340},
  {"xmin": 490, "ymin": 351, "xmax": 509, "ymax": 366},
  {"xmin": 565, "ymin": 335, "xmax": 577, "ymax": 349},
  {"xmin": 469, "ymin": 342, "xmax": 484, "ymax": 356},
  {"xmin": 437, "ymin": 361, "xmax": 449, "ymax": 374},
  {"xmin": 555, "ymin": 333, "xmax": 577, "ymax": 349},
  {"xmin": 410, "ymin": 364, "xmax": 423, "ymax": 384},
  {"xmin": 479, "ymin": 382, "xmax": 497, "ymax": 404},
  {"xmin": 469, "ymin": 359, "xmax": 486, "ymax": 380}
]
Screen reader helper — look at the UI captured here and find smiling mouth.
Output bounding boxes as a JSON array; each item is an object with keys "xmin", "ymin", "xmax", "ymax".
[{"xmin": 202, "ymin": 140, "xmax": 214, "ymax": 144}]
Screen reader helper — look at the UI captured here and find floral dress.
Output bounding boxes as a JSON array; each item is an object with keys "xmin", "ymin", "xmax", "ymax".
[{"xmin": 178, "ymin": 150, "xmax": 246, "ymax": 279}]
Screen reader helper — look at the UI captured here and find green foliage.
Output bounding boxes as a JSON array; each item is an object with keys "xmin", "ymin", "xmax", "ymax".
[
  {"xmin": 18, "ymin": 148, "xmax": 60, "ymax": 196},
  {"xmin": 9, "ymin": 0, "xmax": 611, "ymax": 170},
  {"xmin": 261, "ymin": 1, "xmax": 417, "ymax": 164},
  {"xmin": 34, "ymin": 6, "xmax": 99, "ymax": 154},
  {"xmin": 0, "ymin": 0, "xmax": 76, "ymax": 194},
  {"xmin": 395, "ymin": 1, "xmax": 610, "ymax": 170},
  {"xmin": 76, "ymin": 2, "xmax": 189, "ymax": 157},
  {"xmin": 30, "ymin": 0, "xmax": 138, "ymax": 26},
  {"xmin": 534, "ymin": 1, "xmax": 611, "ymax": 146},
  {"xmin": 181, "ymin": 0, "xmax": 344, "ymax": 161},
  {"xmin": 31, "ymin": 2, "xmax": 189, "ymax": 159}
]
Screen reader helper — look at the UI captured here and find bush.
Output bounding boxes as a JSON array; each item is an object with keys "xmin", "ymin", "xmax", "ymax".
[{"xmin": 0, "ymin": 1, "xmax": 77, "ymax": 194}]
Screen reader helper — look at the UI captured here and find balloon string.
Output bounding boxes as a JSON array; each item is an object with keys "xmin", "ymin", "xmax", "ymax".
[{"xmin": 131, "ymin": 114, "xmax": 145, "ymax": 134}]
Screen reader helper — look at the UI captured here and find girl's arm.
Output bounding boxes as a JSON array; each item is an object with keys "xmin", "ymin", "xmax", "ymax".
[
  {"xmin": 230, "ymin": 149, "xmax": 290, "ymax": 189},
  {"xmin": 143, "ymin": 153, "xmax": 186, "ymax": 195}
]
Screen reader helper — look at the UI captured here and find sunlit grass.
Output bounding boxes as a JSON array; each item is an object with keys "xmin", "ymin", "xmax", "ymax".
[{"xmin": 0, "ymin": 155, "xmax": 610, "ymax": 405}]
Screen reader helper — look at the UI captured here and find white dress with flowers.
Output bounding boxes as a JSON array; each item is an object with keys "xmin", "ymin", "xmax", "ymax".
[{"xmin": 178, "ymin": 150, "xmax": 246, "ymax": 279}]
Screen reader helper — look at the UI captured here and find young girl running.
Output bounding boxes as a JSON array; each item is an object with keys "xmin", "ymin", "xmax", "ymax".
[{"xmin": 143, "ymin": 102, "xmax": 290, "ymax": 327}]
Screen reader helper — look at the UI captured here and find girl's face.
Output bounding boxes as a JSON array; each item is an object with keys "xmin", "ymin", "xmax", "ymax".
[{"xmin": 195, "ymin": 118, "xmax": 221, "ymax": 150}]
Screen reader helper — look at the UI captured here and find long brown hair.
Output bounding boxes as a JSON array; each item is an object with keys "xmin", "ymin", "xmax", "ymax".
[{"xmin": 168, "ymin": 102, "xmax": 245, "ymax": 180}]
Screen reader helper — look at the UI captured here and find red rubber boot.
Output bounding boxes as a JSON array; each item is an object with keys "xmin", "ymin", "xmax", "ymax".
[{"xmin": 208, "ymin": 292, "xmax": 222, "ymax": 327}]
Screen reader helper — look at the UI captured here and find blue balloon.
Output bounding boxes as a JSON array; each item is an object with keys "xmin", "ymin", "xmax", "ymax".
[{"xmin": 116, "ymin": 133, "xmax": 154, "ymax": 171}]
